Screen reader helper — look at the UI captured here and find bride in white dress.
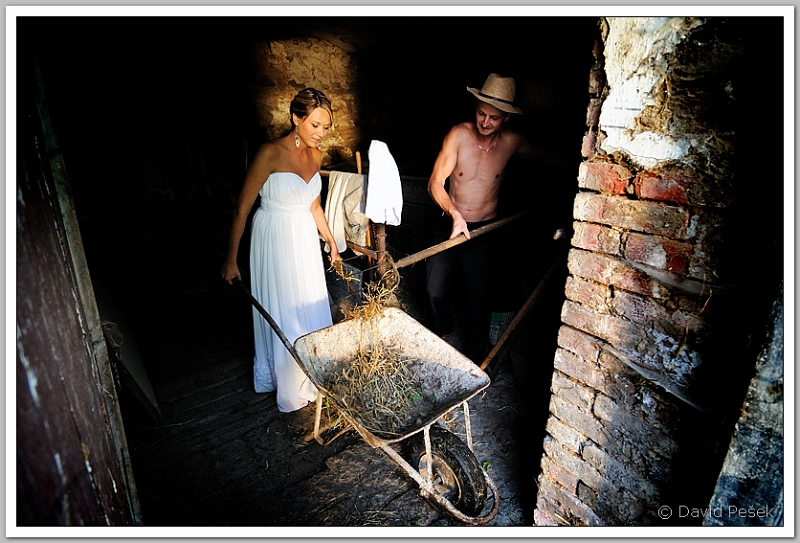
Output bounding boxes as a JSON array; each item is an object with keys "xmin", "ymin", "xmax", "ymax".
[{"xmin": 221, "ymin": 88, "xmax": 340, "ymax": 413}]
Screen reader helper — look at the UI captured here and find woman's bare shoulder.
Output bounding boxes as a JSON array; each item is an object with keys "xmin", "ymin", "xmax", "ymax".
[
  {"xmin": 311, "ymin": 147, "xmax": 324, "ymax": 168},
  {"xmin": 257, "ymin": 137, "xmax": 285, "ymax": 156}
]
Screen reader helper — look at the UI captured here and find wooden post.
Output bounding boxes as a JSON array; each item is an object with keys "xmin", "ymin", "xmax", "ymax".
[
  {"xmin": 358, "ymin": 151, "xmax": 389, "ymax": 279},
  {"xmin": 375, "ymin": 223, "xmax": 388, "ymax": 278}
]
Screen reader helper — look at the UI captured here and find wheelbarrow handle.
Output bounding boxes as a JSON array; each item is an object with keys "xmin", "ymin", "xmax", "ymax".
[{"xmin": 231, "ymin": 277, "xmax": 301, "ymax": 364}]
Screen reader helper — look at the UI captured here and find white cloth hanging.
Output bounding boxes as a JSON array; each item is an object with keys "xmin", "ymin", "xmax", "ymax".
[
  {"xmin": 365, "ymin": 140, "xmax": 403, "ymax": 226},
  {"xmin": 323, "ymin": 171, "xmax": 369, "ymax": 253}
]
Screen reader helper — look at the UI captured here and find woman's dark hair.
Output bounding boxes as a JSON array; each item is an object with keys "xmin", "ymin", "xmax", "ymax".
[{"xmin": 290, "ymin": 87, "xmax": 333, "ymax": 126}]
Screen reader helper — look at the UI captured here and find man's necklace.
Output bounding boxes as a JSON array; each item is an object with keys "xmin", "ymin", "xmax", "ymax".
[{"xmin": 477, "ymin": 133, "xmax": 499, "ymax": 152}]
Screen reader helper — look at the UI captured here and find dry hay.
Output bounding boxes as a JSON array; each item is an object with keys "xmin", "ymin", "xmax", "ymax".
[
  {"xmin": 327, "ymin": 253, "xmax": 427, "ymax": 437},
  {"xmin": 329, "ymin": 259, "xmax": 360, "ymax": 293},
  {"xmin": 330, "ymin": 252, "xmax": 400, "ymax": 321},
  {"xmin": 328, "ymin": 339, "xmax": 427, "ymax": 437}
]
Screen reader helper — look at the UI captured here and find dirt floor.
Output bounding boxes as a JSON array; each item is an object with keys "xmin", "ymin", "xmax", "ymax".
[{"xmin": 93, "ymin": 192, "xmax": 565, "ymax": 531}]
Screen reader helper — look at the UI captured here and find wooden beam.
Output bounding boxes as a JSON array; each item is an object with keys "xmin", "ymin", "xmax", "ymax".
[
  {"xmin": 394, "ymin": 210, "xmax": 530, "ymax": 269},
  {"xmin": 346, "ymin": 240, "xmax": 379, "ymax": 259}
]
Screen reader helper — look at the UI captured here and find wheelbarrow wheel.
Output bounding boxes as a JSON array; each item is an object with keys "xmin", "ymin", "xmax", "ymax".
[{"xmin": 403, "ymin": 425, "xmax": 488, "ymax": 517}]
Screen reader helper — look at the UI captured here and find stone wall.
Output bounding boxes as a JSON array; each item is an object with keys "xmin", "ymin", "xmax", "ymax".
[
  {"xmin": 251, "ymin": 36, "xmax": 359, "ymax": 167},
  {"xmin": 703, "ymin": 285, "xmax": 784, "ymax": 527},
  {"xmin": 533, "ymin": 17, "xmax": 783, "ymax": 526}
]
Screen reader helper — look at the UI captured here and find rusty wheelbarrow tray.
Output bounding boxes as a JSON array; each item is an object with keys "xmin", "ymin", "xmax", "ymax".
[{"xmin": 235, "ymin": 279, "xmax": 499, "ymax": 525}]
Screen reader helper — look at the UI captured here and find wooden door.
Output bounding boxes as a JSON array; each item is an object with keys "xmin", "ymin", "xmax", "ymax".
[{"xmin": 15, "ymin": 47, "xmax": 140, "ymax": 527}]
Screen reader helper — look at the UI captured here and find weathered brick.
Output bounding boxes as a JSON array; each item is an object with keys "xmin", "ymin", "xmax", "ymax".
[
  {"xmin": 573, "ymin": 192, "xmax": 693, "ymax": 240},
  {"xmin": 577, "ymin": 481, "xmax": 597, "ymax": 508},
  {"xmin": 536, "ymin": 469, "xmax": 564, "ymax": 504},
  {"xmin": 598, "ymin": 349, "xmax": 687, "ymax": 429},
  {"xmin": 593, "ymin": 393, "xmax": 680, "ymax": 458},
  {"xmin": 550, "ymin": 485, "xmax": 605, "ymax": 527},
  {"xmin": 535, "ymin": 483, "xmax": 565, "ymax": 518},
  {"xmin": 536, "ymin": 475, "xmax": 586, "ymax": 526},
  {"xmin": 541, "ymin": 454, "xmax": 579, "ymax": 494},
  {"xmin": 542, "ymin": 437, "xmax": 601, "ymax": 501},
  {"xmin": 610, "ymin": 288, "xmax": 668, "ymax": 326},
  {"xmin": 554, "ymin": 347, "xmax": 602, "ymax": 390},
  {"xmin": 552, "ymin": 370, "xmax": 596, "ymax": 411},
  {"xmin": 533, "ymin": 502, "xmax": 561, "ymax": 526},
  {"xmin": 586, "ymin": 98, "xmax": 603, "ymax": 126},
  {"xmin": 590, "ymin": 482, "xmax": 649, "ymax": 525},
  {"xmin": 561, "ymin": 299, "xmax": 644, "ymax": 351},
  {"xmin": 546, "ymin": 413, "xmax": 588, "ymax": 453},
  {"xmin": 571, "ymin": 221, "xmax": 622, "ymax": 256},
  {"xmin": 599, "ymin": 326, "xmax": 704, "ymax": 405},
  {"xmin": 557, "ymin": 325, "xmax": 601, "ymax": 361},
  {"xmin": 545, "ymin": 406, "xmax": 663, "ymax": 526},
  {"xmin": 581, "ymin": 131, "xmax": 597, "ymax": 158},
  {"xmin": 553, "ymin": 388, "xmax": 677, "ymax": 487},
  {"xmin": 567, "ymin": 248, "xmax": 670, "ymax": 299},
  {"xmin": 581, "ymin": 441, "xmax": 661, "ymax": 501},
  {"xmin": 611, "ymin": 289, "xmax": 705, "ymax": 337},
  {"xmin": 554, "ymin": 346, "xmax": 638, "ymax": 402},
  {"xmin": 540, "ymin": 439, "xmax": 605, "ymax": 526},
  {"xmin": 623, "ymin": 231, "xmax": 692, "ymax": 275},
  {"xmin": 578, "ymin": 161, "xmax": 632, "ymax": 194},
  {"xmin": 564, "ymin": 275, "xmax": 609, "ymax": 309},
  {"xmin": 549, "ymin": 395, "xmax": 609, "ymax": 450},
  {"xmin": 686, "ymin": 209, "xmax": 732, "ymax": 280},
  {"xmin": 634, "ymin": 171, "xmax": 691, "ymax": 204}
]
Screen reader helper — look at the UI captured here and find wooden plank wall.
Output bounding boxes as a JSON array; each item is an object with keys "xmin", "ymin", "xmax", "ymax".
[{"xmin": 15, "ymin": 46, "xmax": 139, "ymax": 527}]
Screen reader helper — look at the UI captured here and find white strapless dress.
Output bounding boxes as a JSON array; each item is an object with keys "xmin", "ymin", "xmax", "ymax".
[{"xmin": 249, "ymin": 171, "xmax": 330, "ymax": 412}]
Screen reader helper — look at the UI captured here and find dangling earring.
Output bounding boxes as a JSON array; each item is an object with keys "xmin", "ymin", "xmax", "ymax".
[{"xmin": 294, "ymin": 130, "xmax": 300, "ymax": 149}]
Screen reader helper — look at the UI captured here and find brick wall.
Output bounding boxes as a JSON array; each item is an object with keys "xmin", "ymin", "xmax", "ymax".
[{"xmin": 532, "ymin": 17, "xmax": 771, "ymax": 526}]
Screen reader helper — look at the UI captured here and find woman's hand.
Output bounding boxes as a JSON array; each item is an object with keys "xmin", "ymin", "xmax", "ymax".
[
  {"xmin": 221, "ymin": 260, "xmax": 241, "ymax": 285},
  {"xmin": 328, "ymin": 246, "xmax": 341, "ymax": 265}
]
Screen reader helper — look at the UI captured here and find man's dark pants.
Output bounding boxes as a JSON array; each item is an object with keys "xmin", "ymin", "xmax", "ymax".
[{"xmin": 425, "ymin": 215, "xmax": 495, "ymax": 364}]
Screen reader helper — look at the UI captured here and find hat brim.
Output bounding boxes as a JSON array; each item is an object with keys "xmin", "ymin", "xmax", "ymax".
[{"xmin": 467, "ymin": 87, "xmax": 524, "ymax": 115}]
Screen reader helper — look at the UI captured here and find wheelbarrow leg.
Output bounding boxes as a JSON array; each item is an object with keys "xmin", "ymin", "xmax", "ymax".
[
  {"xmin": 304, "ymin": 395, "xmax": 336, "ymax": 445},
  {"xmin": 312, "ymin": 395, "xmax": 325, "ymax": 445},
  {"xmin": 303, "ymin": 395, "xmax": 354, "ymax": 446},
  {"xmin": 462, "ymin": 401, "xmax": 473, "ymax": 452},
  {"xmin": 423, "ymin": 426, "xmax": 434, "ymax": 486}
]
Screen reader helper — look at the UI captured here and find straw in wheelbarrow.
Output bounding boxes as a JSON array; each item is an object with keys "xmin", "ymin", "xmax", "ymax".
[
  {"xmin": 326, "ymin": 253, "xmax": 435, "ymax": 437},
  {"xmin": 327, "ymin": 336, "xmax": 431, "ymax": 438}
]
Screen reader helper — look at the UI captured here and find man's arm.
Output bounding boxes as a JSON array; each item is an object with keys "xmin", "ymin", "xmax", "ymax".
[{"xmin": 428, "ymin": 126, "xmax": 472, "ymax": 239}]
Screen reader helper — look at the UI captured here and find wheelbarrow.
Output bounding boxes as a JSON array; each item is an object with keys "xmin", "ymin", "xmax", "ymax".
[{"xmin": 236, "ymin": 280, "xmax": 501, "ymax": 525}]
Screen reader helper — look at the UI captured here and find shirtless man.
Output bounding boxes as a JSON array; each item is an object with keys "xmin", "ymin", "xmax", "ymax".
[{"xmin": 426, "ymin": 73, "xmax": 535, "ymax": 363}]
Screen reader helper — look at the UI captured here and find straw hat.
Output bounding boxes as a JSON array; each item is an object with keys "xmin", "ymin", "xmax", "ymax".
[{"xmin": 467, "ymin": 73, "xmax": 524, "ymax": 115}]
